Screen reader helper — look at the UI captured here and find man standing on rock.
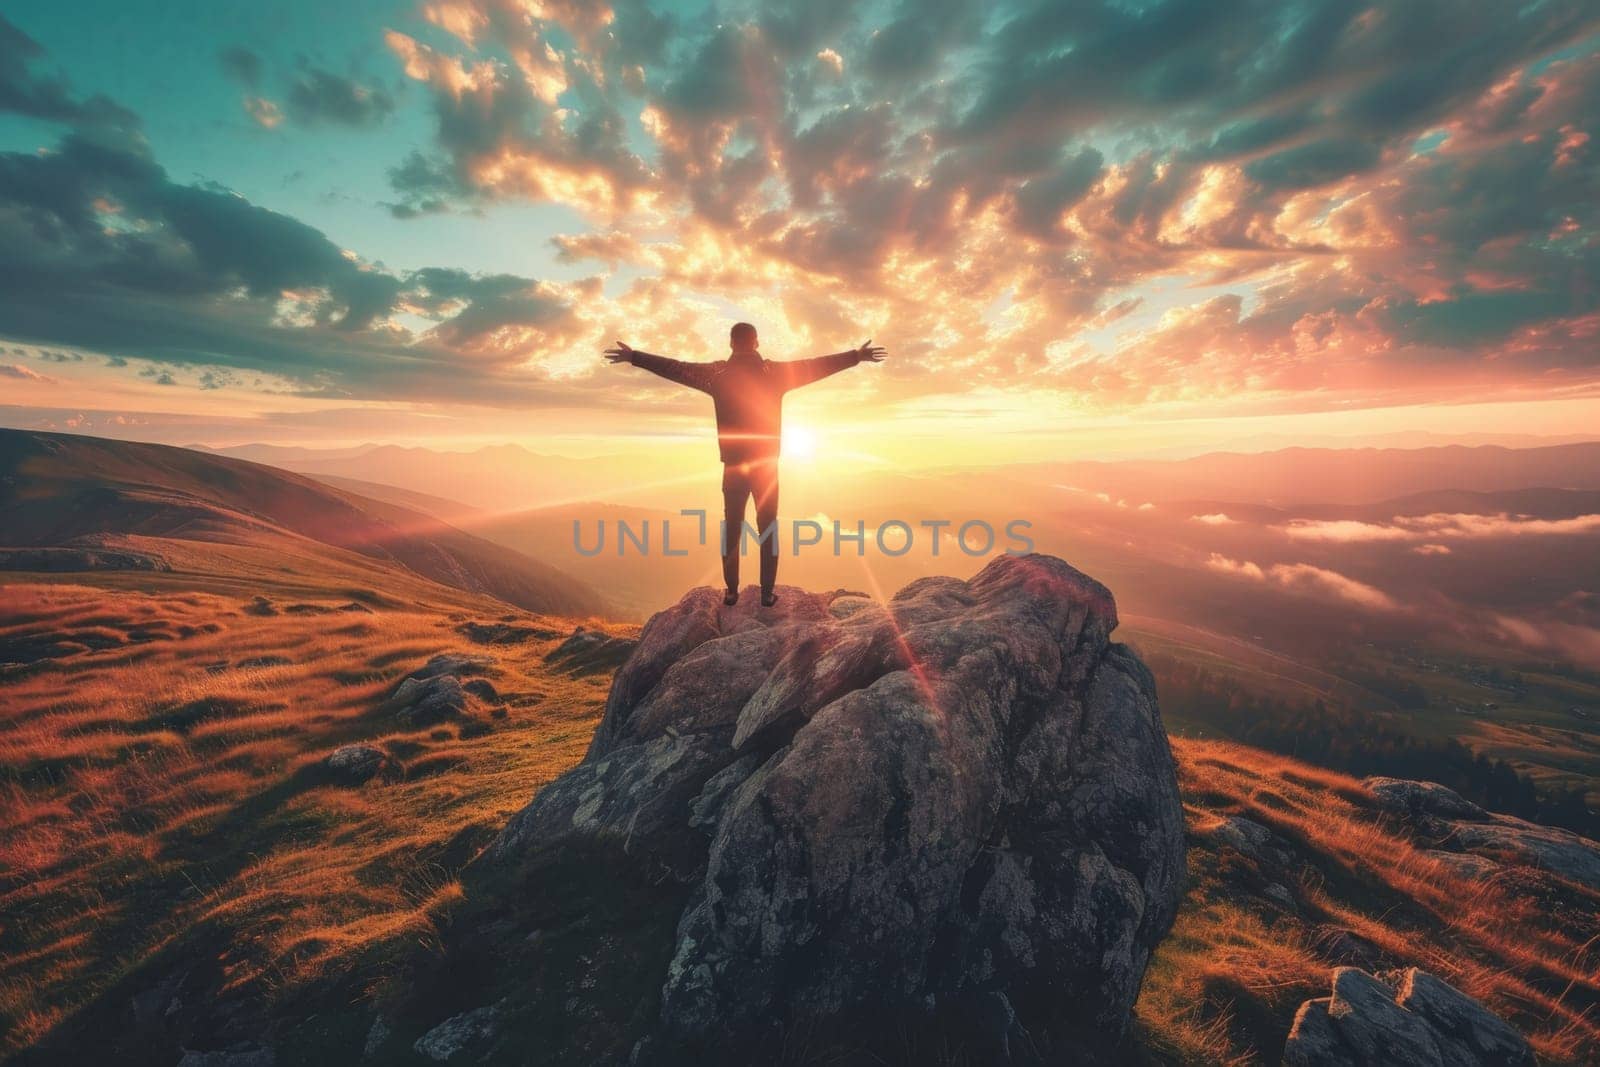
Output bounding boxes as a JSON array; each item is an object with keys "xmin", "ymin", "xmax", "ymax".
[{"xmin": 606, "ymin": 323, "xmax": 885, "ymax": 608}]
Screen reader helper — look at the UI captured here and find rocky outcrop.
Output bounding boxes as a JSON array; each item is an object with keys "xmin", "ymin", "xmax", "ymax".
[
  {"xmin": 1363, "ymin": 777, "xmax": 1486, "ymax": 821},
  {"xmin": 1447, "ymin": 817, "xmax": 1600, "ymax": 890},
  {"xmin": 1284, "ymin": 966, "xmax": 1535, "ymax": 1067},
  {"xmin": 385, "ymin": 654, "xmax": 499, "ymax": 728},
  {"xmin": 543, "ymin": 626, "xmax": 637, "ymax": 676},
  {"xmin": 492, "ymin": 553, "xmax": 1185, "ymax": 1061},
  {"xmin": 1363, "ymin": 774, "xmax": 1600, "ymax": 890}
]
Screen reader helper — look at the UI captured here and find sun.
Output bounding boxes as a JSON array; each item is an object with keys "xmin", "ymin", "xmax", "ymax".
[{"xmin": 784, "ymin": 424, "xmax": 817, "ymax": 459}]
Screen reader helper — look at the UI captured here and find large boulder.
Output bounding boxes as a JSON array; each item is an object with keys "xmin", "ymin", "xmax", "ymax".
[
  {"xmin": 1284, "ymin": 966, "xmax": 1535, "ymax": 1067},
  {"xmin": 492, "ymin": 553, "xmax": 1185, "ymax": 1061}
]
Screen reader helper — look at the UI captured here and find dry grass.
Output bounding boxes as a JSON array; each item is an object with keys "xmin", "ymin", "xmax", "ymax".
[
  {"xmin": 3, "ymin": 581, "xmax": 1597, "ymax": 1063},
  {"xmin": 0, "ymin": 580, "xmax": 626, "ymax": 1056},
  {"xmin": 1136, "ymin": 739, "xmax": 1600, "ymax": 1064}
]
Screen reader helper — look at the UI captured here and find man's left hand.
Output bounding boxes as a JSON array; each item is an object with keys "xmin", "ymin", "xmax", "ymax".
[{"xmin": 855, "ymin": 339, "xmax": 886, "ymax": 362}]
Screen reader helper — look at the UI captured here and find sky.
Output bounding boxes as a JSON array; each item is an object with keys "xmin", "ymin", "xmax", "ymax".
[{"xmin": 0, "ymin": 0, "xmax": 1598, "ymax": 464}]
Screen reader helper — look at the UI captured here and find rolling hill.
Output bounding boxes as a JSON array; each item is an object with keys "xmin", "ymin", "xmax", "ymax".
[{"xmin": 0, "ymin": 430, "xmax": 606, "ymax": 618}]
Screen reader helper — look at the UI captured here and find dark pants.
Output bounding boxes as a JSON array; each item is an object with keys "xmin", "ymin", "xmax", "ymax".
[{"xmin": 722, "ymin": 459, "xmax": 779, "ymax": 593}]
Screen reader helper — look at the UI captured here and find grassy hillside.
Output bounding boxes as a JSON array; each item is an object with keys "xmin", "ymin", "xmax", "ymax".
[
  {"xmin": 0, "ymin": 578, "xmax": 630, "ymax": 1059},
  {"xmin": 3, "ymin": 572, "xmax": 1595, "ymax": 1063},
  {"xmin": 0, "ymin": 430, "xmax": 606, "ymax": 619}
]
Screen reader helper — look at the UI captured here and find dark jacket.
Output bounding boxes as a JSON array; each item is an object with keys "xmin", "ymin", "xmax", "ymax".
[{"xmin": 628, "ymin": 348, "xmax": 861, "ymax": 464}]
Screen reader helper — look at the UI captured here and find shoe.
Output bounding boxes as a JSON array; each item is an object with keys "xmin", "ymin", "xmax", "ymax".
[
  {"xmin": 760, "ymin": 590, "xmax": 778, "ymax": 608},
  {"xmin": 723, "ymin": 589, "xmax": 739, "ymax": 606}
]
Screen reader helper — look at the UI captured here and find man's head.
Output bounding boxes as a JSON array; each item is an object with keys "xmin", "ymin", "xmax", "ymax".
[{"xmin": 730, "ymin": 322, "xmax": 758, "ymax": 353}]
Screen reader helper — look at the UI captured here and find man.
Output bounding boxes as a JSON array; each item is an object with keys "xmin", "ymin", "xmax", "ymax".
[{"xmin": 606, "ymin": 323, "xmax": 885, "ymax": 607}]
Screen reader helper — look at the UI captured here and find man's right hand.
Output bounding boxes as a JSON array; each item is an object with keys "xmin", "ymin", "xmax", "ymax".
[{"xmin": 603, "ymin": 340, "xmax": 635, "ymax": 364}]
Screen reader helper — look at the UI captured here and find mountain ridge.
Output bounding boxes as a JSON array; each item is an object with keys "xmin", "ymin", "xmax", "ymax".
[{"xmin": 0, "ymin": 429, "xmax": 607, "ymax": 618}]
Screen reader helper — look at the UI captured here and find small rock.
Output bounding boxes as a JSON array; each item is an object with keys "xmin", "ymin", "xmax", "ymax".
[
  {"xmin": 1210, "ymin": 815, "xmax": 1276, "ymax": 862},
  {"xmin": 324, "ymin": 744, "xmax": 400, "ymax": 786},
  {"xmin": 412, "ymin": 653, "xmax": 492, "ymax": 680},
  {"xmin": 1363, "ymin": 777, "xmax": 1487, "ymax": 821},
  {"xmin": 413, "ymin": 1001, "xmax": 505, "ymax": 1062},
  {"xmin": 458, "ymin": 620, "xmax": 559, "ymax": 644},
  {"xmin": 362, "ymin": 1017, "xmax": 390, "ymax": 1059},
  {"xmin": 390, "ymin": 675, "xmax": 467, "ymax": 726},
  {"xmin": 1284, "ymin": 967, "xmax": 1533, "ymax": 1067},
  {"xmin": 545, "ymin": 627, "xmax": 637, "ymax": 676},
  {"xmin": 1262, "ymin": 882, "xmax": 1296, "ymax": 910}
]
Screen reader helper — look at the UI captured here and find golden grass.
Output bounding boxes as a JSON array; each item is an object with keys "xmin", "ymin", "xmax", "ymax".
[
  {"xmin": 0, "ymin": 581, "xmax": 625, "ymax": 1055},
  {"xmin": 1136, "ymin": 739, "xmax": 1600, "ymax": 1064},
  {"xmin": 3, "ymin": 581, "xmax": 1596, "ymax": 1063}
]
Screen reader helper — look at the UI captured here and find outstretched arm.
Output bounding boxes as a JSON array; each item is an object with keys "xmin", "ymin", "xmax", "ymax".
[
  {"xmin": 778, "ymin": 339, "xmax": 886, "ymax": 390},
  {"xmin": 604, "ymin": 341, "xmax": 714, "ymax": 393}
]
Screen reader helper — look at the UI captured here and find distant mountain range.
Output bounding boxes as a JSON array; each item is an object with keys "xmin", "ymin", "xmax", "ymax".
[
  {"xmin": 989, "ymin": 442, "xmax": 1600, "ymax": 507},
  {"xmin": 192, "ymin": 440, "xmax": 688, "ymax": 512},
  {"xmin": 195, "ymin": 438, "xmax": 1600, "ymax": 514},
  {"xmin": 0, "ymin": 430, "xmax": 606, "ymax": 618}
]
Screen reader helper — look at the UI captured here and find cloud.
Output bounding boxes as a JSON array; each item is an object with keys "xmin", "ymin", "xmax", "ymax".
[
  {"xmin": 1281, "ymin": 512, "xmax": 1600, "ymax": 541},
  {"xmin": 8, "ymin": 1, "xmax": 1600, "ymax": 419},
  {"xmin": 1279, "ymin": 519, "xmax": 1414, "ymax": 542},
  {"xmin": 1206, "ymin": 553, "xmax": 1400, "ymax": 612},
  {"xmin": 0, "ymin": 363, "xmax": 51, "ymax": 382},
  {"xmin": 1191, "ymin": 513, "xmax": 1237, "ymax": 525},
  {"xmin": 382, "ymin": 27, "xmax": 649, "ymax": 217},
  {"xmin": 1491, "ymin": 614, "xmax": 1600, "ymax": 662},
  {"xmin": 0, "ymin": 15, "xmax": 137, "ymax": 129},
  {"xmin": 0, "ymin": 128, "xmax": 594, "ymax": 403},
  {"xmin": 1205, "ymin": 553, "xmax": 1263, "ymax": 580},
  {"xmin": 1411, "ymin": 543, "xmax": 1451, "ymax": 555},
  {"xmin": 286, "ymin": 68, "xmax": 395, "ymax": 127},
  {"xmin": 218, "ymin": 47, "xmax": 263, "ymax": 88},
  {"xmin": 244, "ymin": 96, "xmax": 282, "ymax": 129}
]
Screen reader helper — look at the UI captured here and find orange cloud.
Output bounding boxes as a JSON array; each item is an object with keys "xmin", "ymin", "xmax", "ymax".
[
  {"xmin": 1206, "ymin": 553, "xmax": 1400, "ymax": 612},
  {"xmin": 1282, "ymin": 512, "xmax": 1600, "ymax": 541}
]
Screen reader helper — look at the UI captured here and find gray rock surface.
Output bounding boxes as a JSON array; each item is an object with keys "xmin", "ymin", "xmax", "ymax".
[
  {"xmin": 1363, "ymin": 777, "xmax": 1487, "ymax": 821},
  {"xmin": 1364, "ymin": 775, "xmax": 1600, "ymax": 890},
  {"xmin": 1448, "ymin": 816, "xmax": 1600, "ymax": 890},
  {"xmin": 1283, "ymin": 966, "xmax": 1534, "ymax": 1067},
  {"xmin": 323, "ymin": 744, "xmax": 399, "ymax": 785},
  {"xmin": 545, "ymin": 626, "xmax": 638, "ymax": 675},
  {"xmin": 1420, "ymin": 849, "xmax": 1501, "ymax": 881},
  {"xmin": 386, "ymin": 654, "xmax": 496, "ymax": 727},
  {"xmin": 389, "ymin": 674, "xmax": 467, "ymax": 725},
  {"xmin": 494, "ymin": 553, "xmax": 1185, "ymax": 1059},
  {"xmin": 413, "ymin": 1001, "xmax": 505, "ymax": 1062}
]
